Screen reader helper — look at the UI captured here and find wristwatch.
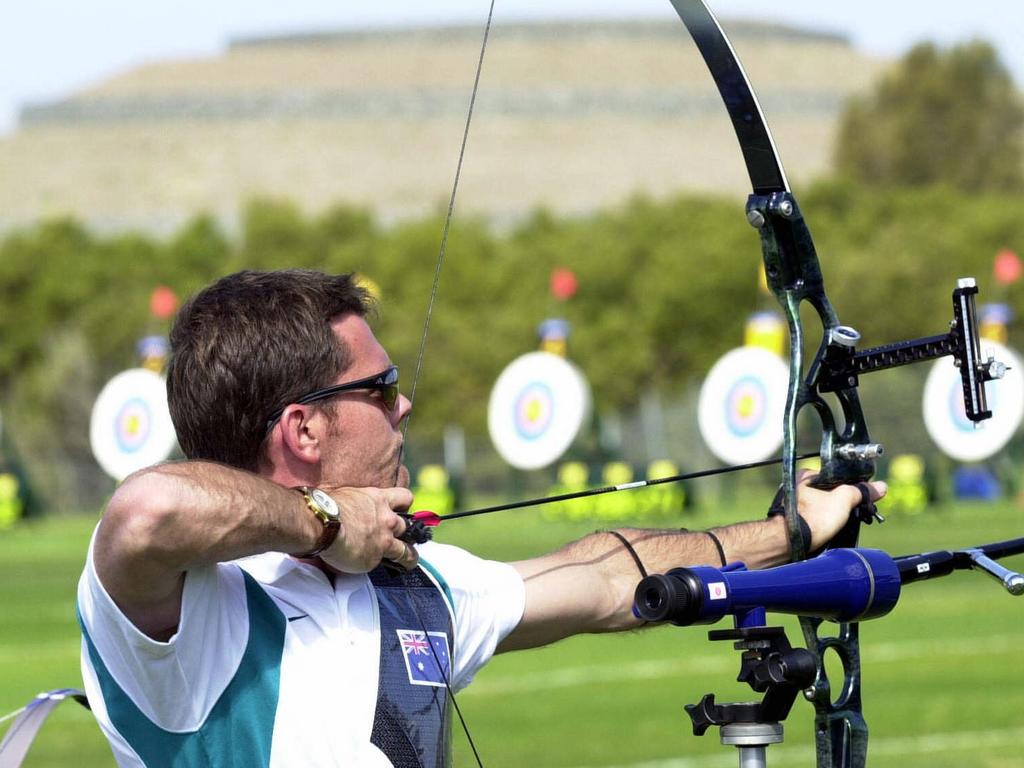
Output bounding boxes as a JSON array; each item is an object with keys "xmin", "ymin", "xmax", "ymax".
[{"xmin": 290, "ymin": 486, "xmax": 341, "ymax": 559}]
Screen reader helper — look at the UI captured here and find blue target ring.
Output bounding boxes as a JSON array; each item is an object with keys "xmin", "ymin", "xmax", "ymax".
[
  {"xmin": 514, "ymin": 382, "xmax": 554, "ymax": 440},
  {"xmin": 114, "ymin": 397, "xmax": 152, "ymax": 453},
  {"xmin": 724, "ymin": 376, "xmax": 768, "ymax": 437}
]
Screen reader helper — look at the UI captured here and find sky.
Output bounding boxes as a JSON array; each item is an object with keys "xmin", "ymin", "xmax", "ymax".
[{"xmin": 1, "ymin": 1, "xmax": 1022, "ymax": 135}]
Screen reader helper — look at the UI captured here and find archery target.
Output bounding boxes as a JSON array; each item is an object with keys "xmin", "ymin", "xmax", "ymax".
[
  {"xmin": 922, "ymin": 341, "xmax": 1024, "ymax": 462},
  {"xmin": 488, "ymin": 352, "xmax": 591, "ymax": 470},
  {"xmin": 698, "ymin": 346, "xmax": 788, "ymax": 465},
  {"xmin": 90, "ymin": 368, "xmax": 178, "ymax": 481}
]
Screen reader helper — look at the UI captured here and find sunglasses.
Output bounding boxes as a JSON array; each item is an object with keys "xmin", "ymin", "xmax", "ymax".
[{"xmin": 264, "ymin": 365, "xmax": 400, "ymax": 436}]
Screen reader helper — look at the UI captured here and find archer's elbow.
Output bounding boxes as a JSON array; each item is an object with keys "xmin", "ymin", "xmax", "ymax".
[{"xmin": 97, "ymin": 466, "xmax": 185, "ymax": 569}]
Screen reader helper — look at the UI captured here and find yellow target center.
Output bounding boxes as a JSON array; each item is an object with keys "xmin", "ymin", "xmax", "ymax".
[
  {"xmin": 737, "ymin": 393, "xmax": 755, "ymax": 419},
  {"xmin": 525, "ymin": 399, "xmax": 543, "ymax": 423}
]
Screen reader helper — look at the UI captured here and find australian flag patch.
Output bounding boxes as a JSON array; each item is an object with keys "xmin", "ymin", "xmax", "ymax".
[{"xmin": 397, "ymin": 629, "xmax": 451, "ymax": 687}]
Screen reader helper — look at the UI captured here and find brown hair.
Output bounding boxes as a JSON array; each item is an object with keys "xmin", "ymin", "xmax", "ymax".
[{"xmin": 166, "ymin": 270, "xmax": 371, "ymax": 470}]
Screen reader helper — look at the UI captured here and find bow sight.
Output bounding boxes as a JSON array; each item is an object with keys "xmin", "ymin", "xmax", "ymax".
[{"xmin": 815, "ymin": 279, "xmax": 1002, "ymax": 424}]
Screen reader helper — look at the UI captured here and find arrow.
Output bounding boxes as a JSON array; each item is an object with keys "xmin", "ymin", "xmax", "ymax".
[{"xmin": 409, "ymin": 451, "xmax": 820, "ymax": 529}]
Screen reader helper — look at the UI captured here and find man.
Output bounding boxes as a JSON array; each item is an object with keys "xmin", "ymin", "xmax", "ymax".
[{"xmin": 78, "ymin": 270, "xmax": 884, "ymax": 767}]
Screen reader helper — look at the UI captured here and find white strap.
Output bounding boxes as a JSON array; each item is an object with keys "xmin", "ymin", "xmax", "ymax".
[{"xmin": 0, "ymin": 689, "xmax": 89, "ymax": 768}]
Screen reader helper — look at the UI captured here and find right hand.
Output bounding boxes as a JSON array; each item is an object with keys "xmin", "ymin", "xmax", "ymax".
[{"xmin": 318, "ymin": 486, "xmax": 418, "ymax": 573}]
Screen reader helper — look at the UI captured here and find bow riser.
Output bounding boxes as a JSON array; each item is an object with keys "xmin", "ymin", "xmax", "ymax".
[
  {"xmin": 802, "ymin": 620, "xmax": 869, "ymax": 768},
  {"xmin": 748, "ymin": 189, "xmax": 874, "ymax": 768},
  {"xmin": 748, "ymin": 192, "xmax": 877, "ymax": 534}
]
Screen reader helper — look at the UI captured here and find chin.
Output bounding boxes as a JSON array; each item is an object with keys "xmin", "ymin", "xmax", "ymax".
[{"xmin": 395, "ymin": 464, "xmax": 411, "ymax": 489}]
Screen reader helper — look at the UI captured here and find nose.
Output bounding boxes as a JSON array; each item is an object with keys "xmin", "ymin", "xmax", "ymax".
[{"xmin": 393, "ymin": 393, "xmax": 413, "ymax": 425}]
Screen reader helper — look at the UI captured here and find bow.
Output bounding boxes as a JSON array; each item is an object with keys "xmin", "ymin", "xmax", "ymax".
[
  {"xmin": 404, "ymin": 3, "xmax": 1004, "ymax": 766},
  {"xmin": 668, "ymin": 2, "xmax": 999, "ymax": 766}
]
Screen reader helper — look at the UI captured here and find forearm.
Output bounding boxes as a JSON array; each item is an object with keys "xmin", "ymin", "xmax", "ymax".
[
  {"xmin": 585, "ymin": 518, "xmax": 788, "ymax": 625},
  {"xmin": 94, "ymin": 461, "xmax": 317, "ymax": 607},
  {"xmin": 619, "ymin": 517, "xmax": 788, "ymax": 575},
  {"xmin": 502, "ymin": 518, "xmax": 787, "ymax": 650}
]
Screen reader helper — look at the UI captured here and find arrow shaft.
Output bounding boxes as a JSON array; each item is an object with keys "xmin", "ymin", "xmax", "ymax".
[{"xmin": 433, "ymin": 452, "xmax": 820, "ymax": 523}]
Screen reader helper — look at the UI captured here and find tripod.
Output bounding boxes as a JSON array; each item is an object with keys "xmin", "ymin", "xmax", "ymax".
[{"xmin": 684, "ymin": 610, "xmax": 816, "ymax": 768}]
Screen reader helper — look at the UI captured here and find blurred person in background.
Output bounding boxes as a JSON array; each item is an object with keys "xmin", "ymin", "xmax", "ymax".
[{"xmin": 78, "ymin": 269, "xmax": 884, "ymax": 767}]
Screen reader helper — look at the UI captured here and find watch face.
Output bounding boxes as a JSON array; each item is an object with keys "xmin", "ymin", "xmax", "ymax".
[{"xmin": 310, "ymin": 488, "xmax": 340, "ymax": 520}]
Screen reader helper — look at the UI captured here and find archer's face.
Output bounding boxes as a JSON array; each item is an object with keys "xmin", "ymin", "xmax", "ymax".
[{"xmin": 318, "ymin": 314, "xmax": 412, "ymax": 489}]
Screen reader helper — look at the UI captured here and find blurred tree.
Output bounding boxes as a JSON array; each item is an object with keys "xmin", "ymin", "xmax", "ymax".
[
  {"xmin": 801, "ymin": 178, "xmax": 1024, "ymax": 345},
  {"xmin": 0, "ymin": 218, "xmax": 93, "ymax": 379},
  {"xmin": 166, "ymin": 215, "xmax": 233, "ymax": 294},
  {"xmin": 1, "ymin": 185, "xmax": 1023, "ymax": 511},
  {"xmin": 236, "ymin": 198, "xmax": 318, "ymax": 270},
  {"xmin": 835, "ymin": 41, "xmax": 1024, "ymax": 192}
]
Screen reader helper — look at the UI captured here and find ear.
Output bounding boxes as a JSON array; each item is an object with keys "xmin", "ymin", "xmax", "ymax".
[{"xmin": 276, "ymin": 404, "xmax": 327, "ymax": 465}]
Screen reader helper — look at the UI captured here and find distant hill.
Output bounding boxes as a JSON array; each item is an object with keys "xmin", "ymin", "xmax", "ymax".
[{"xmin": 0, "ymin": 19, "xmax": 886, "ymax": 234}]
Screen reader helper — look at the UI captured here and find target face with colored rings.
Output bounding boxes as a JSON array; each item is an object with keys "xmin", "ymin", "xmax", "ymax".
[
  {"xmin": 698, "ymin": 346, "xmax": 788, "ymax": 465},
  {"xmin": 90, "ymin": 368, "xmax": 178, "ymax": 481},
  {"xmin": 922, "ymin": 341, "xmax": 1024, "ymax": 462},
  {"xmin": 115, "ymin": 398, "xmax": 152, "ymax": 453},
  {"xmin": 489, "ymin": 352, "xmax": 591, "ymax": 470},
  {"xmin": 725, "ymin": 376, "xmax": 770, "ymax": 436},
  {"xmin": 514, "ymin": 382, "xmax": 555, "ymax": 439}
]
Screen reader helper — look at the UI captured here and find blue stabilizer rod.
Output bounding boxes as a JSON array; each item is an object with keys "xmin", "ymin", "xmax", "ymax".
[{"xmin": 634, "ymin": 548, "xmax": 902, "ymax": 626}]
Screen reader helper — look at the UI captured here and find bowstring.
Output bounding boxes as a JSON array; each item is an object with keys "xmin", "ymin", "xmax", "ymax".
[
  {"xmin": 410, "ymin": 602, "xmax": 485, "ymax": 766},
  {"xmin": 392, "ymin": 4, "xmax": 497, "ymax": 766},
  {"xmin": 396, "ymin": 0, "xmax": 497, "ymax": 480}
]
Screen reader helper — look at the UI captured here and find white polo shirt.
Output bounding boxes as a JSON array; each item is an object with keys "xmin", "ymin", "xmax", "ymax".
[{"xmin": 77, "ymin": 529, "xmax": 525, "ymax": 767}]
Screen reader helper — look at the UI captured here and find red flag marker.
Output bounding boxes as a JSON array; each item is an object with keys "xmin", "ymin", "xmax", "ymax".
[
  {"xmin": 150, "ymin": 286, "xmax": 179, "ymax": 319},
  {"xmin": 550, "ymin": 267, "xmax": 578, "ymax": 301},
  {"xmin": 994, "ymin": 248, "xmax": 1022, "ymax": 286}
]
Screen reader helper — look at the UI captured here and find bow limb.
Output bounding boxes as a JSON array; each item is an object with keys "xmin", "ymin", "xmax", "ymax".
[{"xmin": 669, "ymin": 2, "xmax": 875, "ymax": 766}]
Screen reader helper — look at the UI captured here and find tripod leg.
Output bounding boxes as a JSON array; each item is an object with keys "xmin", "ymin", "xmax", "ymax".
[{"xmin": 738, "ymin": 745, "xmax": 768, "ymax": 768}]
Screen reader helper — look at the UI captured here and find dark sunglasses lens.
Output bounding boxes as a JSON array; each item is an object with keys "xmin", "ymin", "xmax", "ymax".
[
  {"xmin": 382, "ymin": 384, "xmax": 399, "ymax": 410},
  {"xmin": 380, "ymin": 367, "xmax": 399, "ymax": 410}
]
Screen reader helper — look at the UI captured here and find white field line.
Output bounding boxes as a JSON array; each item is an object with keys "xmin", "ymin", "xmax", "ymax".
[
  {"xmin": 592, "ymin": 726, "xmax": 1024, "ymax": 768},
  {"xmin": 465, "ymin": 633, "xmax": 1018, "ymax": 697},
  {"xmin": 465, "ymin": 655, "xmax": 732, "ymax": 696},
  {"xmin": 0, "ymin": 637, "xmax": 80, "ymax": 664}
]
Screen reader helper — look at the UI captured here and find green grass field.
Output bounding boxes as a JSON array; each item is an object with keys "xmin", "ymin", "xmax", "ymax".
[{"xmin": 2, "ymin": 497, "xmax": 1022, "ymax": 767}]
